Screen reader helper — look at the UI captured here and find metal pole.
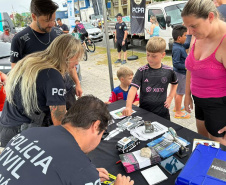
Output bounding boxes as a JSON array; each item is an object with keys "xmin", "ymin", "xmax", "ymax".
[
  {"xmin": 97, "ymin": 0, "xmax": 103, "ymax": 30},
  {"xmin": 96, "ymin": 0, "xmax": 100, "ymax": 15},
  {"xmin": 77, "ymin": 0, "xmax": 82, "ymax": 21},
  {"xmin": 102, "ymin": 0, "xmax": 114, "ymax": 91}
]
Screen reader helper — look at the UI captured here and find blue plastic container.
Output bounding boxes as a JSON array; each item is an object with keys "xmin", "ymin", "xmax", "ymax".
[{"xmin": 175, "ymin": 145, "xmax": 226, "ymax": 185}]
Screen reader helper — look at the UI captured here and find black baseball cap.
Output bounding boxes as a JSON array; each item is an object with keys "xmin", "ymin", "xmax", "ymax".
[{"xmin": 115, "ymin": 13, "xmax": 122, "ymax": 17}]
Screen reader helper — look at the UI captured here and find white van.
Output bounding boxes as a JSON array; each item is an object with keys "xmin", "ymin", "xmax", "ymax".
[
  {"xmin": 144, "ymin": 1, "xmax": 186, "ymax": 50},
  {"xmin": 108, "ymin": 1, "xmax": 187, "ymax": 50}
]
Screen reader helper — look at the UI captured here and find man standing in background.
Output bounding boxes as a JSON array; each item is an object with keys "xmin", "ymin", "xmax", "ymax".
[
  {"xmin": 114, "ymin": 13, "xmax": 128, "ymax": 65},
  {"xmin": 57, "ymin": 18, "xmax": 69, "ymax": 33}
]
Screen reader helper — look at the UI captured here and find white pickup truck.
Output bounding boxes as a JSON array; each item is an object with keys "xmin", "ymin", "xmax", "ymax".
[{"xmin": 108, "ymin": 1, "xmax": 187, "ymax": 50}]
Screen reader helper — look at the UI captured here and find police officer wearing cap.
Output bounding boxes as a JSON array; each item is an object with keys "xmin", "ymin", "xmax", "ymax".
[{"xmin": 114, "ymin": 13, "xmax": 128, "ymax": 65}]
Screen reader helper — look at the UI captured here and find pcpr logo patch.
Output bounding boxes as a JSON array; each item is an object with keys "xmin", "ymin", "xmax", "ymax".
[{"xmin": 52, "ymin": 88, "xmax": 66, "ymax": 96}]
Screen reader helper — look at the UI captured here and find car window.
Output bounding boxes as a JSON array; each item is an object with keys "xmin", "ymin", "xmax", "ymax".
[
  {"xmin": 148, "ymin": 9, "xmax": 166, "ymax": 30},
  {"xmin": 165, "ymin": 3, "xmax": 186, "ymax": 25},
  {"xmin": 84, "ymin": 23, "xmax": 95, "ymax": 29},
  {"xmin": 90, "ymin": 15, "xmax": 103, "ymax": 20},
  {"xmin": 0, "ymin": 42, "xmax": 11, "ymax": 58}
]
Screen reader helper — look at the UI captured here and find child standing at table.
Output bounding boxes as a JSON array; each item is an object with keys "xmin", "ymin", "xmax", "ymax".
[
  {"xmin": 122, "ymin": 37, "xmax": 178, "ymax": 120},
  {"xmin": 106, "ymin": 66, "xmax": 139, "ymax": 105},
  {"xmin": 172, "ymin": 25, "xmax": 190, "ymax": 119}
]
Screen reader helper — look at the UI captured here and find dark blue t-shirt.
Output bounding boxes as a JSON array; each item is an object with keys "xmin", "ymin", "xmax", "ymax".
[
  {"xmin": 10, "ymin": 26, "xmax": 62, "ymax": 64},
  {"xmin": 172, "ymin": 42, "xmax": 188, "ymax": 75},
  {"xmin": 115, "ymin": 22, "xmax": 128, "ymax": 41},
  {"xmin": 131, "ymin": 64, "xmax": 178, "ymax": 117},
  {"xmin": 0, "ymin": 126, "xmax": 100, "ymax": 185},
  {"xmin": 57, "ymin": 24, "xmax": 69, "ymax": 32},
  {"xmin": 0, "ymin": 68, "xmax": 66, "ymax": 127},
  {"xmin": 218, "ymin": 5, "xmax": 226, "ymax": 21}
]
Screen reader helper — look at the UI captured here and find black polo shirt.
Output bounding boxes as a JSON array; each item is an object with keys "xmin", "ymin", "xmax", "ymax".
[
  {"xmin": 115, "ymin": 22, "xmax": 128, "ymax": 41},
  {"xmin": 10, "ymin": 26, "xmax": 62, "ymax": 64}
]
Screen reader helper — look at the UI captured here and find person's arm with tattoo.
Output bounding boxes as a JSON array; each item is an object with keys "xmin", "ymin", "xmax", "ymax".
[{"xmin": 49, "ymin": 105, "xmax": 67, "ymax": 125}]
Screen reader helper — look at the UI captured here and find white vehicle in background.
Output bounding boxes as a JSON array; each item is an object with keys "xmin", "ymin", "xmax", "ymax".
[
  {"xmin": 108, "ymin": 1, "xmax": 187, "ymax": 50},
  {"xmin": 0, "ymin": 42, "xmax": 11, "ymax": 74},
  {"xmin": 144, "ymin": 1, "xmax": 186, "ymax": 50},
  {"xmin": 89, "ymin": 14, "xmax": 103, "ymax": 27},
  {"xmin": 83, "ymin": 22, "xmax": 103, "ymax": 42},
  {"xmin": 15, "ymin": 27, "xmax": 26, "ymax": 33}
]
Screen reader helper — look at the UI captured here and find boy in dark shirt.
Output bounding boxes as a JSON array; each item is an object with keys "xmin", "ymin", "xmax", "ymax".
[
  {"xmin": 172, "ymin": 25, "xmax": 190, "ymax": 119},
  {"xmin": 123, "ymin": 37, "xmax": 178, "ymax": 120}
]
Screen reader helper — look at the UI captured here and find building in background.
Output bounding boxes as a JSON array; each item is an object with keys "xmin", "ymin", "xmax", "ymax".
[{"xmin": 56, "ymin": 0, "xmax": 94, "ymax": 23}]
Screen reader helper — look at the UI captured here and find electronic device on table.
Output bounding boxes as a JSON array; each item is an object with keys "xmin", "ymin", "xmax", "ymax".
[
  {"xmin": 117, "ymin": 116, "xmax": 144, "ymax": 131},
  {"xmin": 116, "ymin": 136, "xmax": 140, "ymax": 153},
  {"xmin": 104, "ymin": 116, "xmax": 144, "ymax": 141}
]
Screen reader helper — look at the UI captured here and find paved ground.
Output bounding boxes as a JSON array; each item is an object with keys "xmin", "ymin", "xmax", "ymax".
[{"xmin": 80, "ymin": 39, "xmax": 197, "ymax": 133}]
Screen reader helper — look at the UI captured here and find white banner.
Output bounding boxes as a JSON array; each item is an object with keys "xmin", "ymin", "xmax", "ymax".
[{"xmin": 67, "ymin": 0, "xmax": 75, "ymax": 29}]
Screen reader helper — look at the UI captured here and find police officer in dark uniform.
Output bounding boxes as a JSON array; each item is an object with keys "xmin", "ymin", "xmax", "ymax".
[
  {"xmin": 10, "ymin": 0, "xmax": 83, "ymax": 111},
  {"xmin": 114, "ymin": 13, "xmax": 128, "ymax": 65},
  {"xmin": 0, "ymin": 34, "xmax": 84, "ymax": 147}
]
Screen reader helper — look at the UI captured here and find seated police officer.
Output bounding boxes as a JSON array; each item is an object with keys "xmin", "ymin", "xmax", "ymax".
[
  {"xmin": 0, "ymin": 34, "xmax": 84, "ymax": 147},
  {"xmin": 0, "ymin": 95, "xmax": 134, "ymax": 185}
]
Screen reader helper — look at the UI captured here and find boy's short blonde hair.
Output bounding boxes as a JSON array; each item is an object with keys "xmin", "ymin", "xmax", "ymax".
[
  {"xmin": 146, "ymin": 37, "xmax": 166, "ymax": 53},
  {"xmin": 117, "ymin": 67, "xmax": 133, "ymax": 79}
]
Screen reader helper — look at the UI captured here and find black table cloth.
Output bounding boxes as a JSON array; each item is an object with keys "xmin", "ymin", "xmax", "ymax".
[{"xmin": 88, "ymin": 100, "xmax": 226, "ymax": 185}]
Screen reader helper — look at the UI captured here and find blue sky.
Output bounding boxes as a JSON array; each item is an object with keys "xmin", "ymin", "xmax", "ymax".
[{"xmin": 0, "ymin": 0, "xmax": 66, "ymax": 14}]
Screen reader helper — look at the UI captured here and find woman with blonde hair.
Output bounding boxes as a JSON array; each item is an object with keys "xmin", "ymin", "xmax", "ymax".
[
  {"xmin": 146, "ymin": 15, "xmax": 160, "ymax": 37},
  {"xmin": 182, "ymin": 0, "xmax": 226, "ymax": 145},
  {"xmin": 0, "ymin": 34, "xmax": 83, "ymax": 147}
]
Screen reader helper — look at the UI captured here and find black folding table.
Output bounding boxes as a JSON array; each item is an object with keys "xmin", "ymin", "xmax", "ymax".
[{"xmin": 88, "ymin": 100, "xmax": 226, "ymax": 185}]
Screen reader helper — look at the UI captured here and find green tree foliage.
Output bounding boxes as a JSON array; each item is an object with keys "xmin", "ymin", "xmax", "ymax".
[
  {"xmin": 15, "ymin": 13, "xmax": 24, "ymax": 27},
  {"xmin": 14, "ymin": 13, "xmax": 31, "ymax": 27}
]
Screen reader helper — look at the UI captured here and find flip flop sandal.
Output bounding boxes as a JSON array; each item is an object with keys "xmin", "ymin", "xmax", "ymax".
[
  {"xmin": 174, "ymin": 112, "xmax": 191, "ymax": 119},
  {"xmin": 173, "ymin": 106, "xmax": 185, "ymax": 112}
]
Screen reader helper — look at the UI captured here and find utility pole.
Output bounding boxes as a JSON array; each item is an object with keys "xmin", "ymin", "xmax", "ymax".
[
  {"xmin": 102, "ymin": 0, "xmax": 114, "ymax": 91},
  {"xmin": 11, "ymin": 5, "xmax": 16, "ymax": 27},
  {"xmin": 96, "ymin": 0, "xmax": 100, "ymax": 15},
  {"xmin": 77, "ymin": 0, "xmax": 82, "ymax": 21}
]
